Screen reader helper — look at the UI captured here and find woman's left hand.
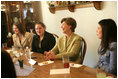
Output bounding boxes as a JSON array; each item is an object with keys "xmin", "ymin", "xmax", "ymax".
[{"xmin": 44, "ymin": 51, "xmax": 56, "ymax": 60}]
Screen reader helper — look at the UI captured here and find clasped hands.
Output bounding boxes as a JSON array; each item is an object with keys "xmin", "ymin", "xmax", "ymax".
[{"xmin": 44, "ymin": 51, "xmax": 56, "ymax": 60}]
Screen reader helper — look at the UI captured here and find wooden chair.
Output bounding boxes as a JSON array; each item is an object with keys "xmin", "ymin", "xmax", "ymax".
[
  {"xmin": 51, "ymin": 33, "xmax": 59, "ymax": 41},
  {"xmin": 52, "ymin": 33, "xmax": 59, "ymax": 38},
  {"xmin": 80, "ymin": 37, "xmax": 87, "ymax": 64}
]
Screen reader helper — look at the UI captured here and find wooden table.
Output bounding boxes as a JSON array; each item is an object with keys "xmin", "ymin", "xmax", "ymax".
[{"xmin": 10, "ymin": 50, "xmax": 116, "ymax": 78}]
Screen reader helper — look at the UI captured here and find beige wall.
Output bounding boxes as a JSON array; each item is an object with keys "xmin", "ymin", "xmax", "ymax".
[{"xmin": 39, "ymin": 1, "xmax": 117, "ymax": 67}]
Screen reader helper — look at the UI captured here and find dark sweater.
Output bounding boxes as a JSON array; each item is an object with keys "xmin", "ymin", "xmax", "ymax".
[{"xmin": 32, "ymin": 31, "xmax": 56, "ymax": 54}]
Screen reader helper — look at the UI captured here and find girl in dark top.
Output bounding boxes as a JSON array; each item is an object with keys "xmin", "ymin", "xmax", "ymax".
[
  {"xmin": 1, "ymin": 49, "xmax": 16, "ymax": 78},
  {"xmin": 96, "ymin": 19, "xmax": 117, "ymax": 75},
  {"xmin": 32, "ymin": 22, "xmax": 56, "ymax": 54}
]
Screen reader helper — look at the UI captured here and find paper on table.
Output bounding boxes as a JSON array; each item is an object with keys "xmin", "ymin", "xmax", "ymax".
[
  {"xmin": 106, "ymin": 76, "xmax": 114, "ymax": 78},
  {"xmin": 29, "ymin": 59, "xmax": 36, "ymax": 65},
  {"xmin": 70, "ymin": 63, "xmax": 82, "ymax": 68},
  {"xmin": 31, "ymin": 52, "xmax": 34, "ymax": 55},
  {"xmin": 50, "ymin": 68, "xmax": 70, "ymax": 75},
  {"xmin": 14, "ymin": 61, "xmax": 35, "ymax": 76},
  {"xmin": 6, "ymin": 49, "xmax": 12, "ymax": 53},
  {"xmin": 38, "ymin": 60, "xmax": 54, "ymax": 66}
]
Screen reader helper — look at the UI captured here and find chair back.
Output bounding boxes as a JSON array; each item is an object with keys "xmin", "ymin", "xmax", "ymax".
[
  {"xmin": 80, "ymin": 37, "xmax": 87, "ymax": 64},
  {"xmin": 51, "ymin": 33, "xmax": 59, "ymax": 41}
]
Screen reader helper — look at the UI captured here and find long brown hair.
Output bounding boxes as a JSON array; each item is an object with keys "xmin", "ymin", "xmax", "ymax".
[
  {"xmin": 98, "ymin": 19, "xmax": 117, "ymax": 54},
  {"xmin": 13, "ymin": 22, "xmax": 26, "ymax": 36}
]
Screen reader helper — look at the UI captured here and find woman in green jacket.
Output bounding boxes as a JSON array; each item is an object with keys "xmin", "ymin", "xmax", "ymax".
[{"xmin": 45, "ymin": 17, "xmax": 82, "ymax": 64}]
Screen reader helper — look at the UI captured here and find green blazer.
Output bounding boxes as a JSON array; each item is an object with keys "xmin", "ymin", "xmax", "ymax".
[{"xmin": 51, "ymin": 33, "xmax": 82, "ymax": 64}]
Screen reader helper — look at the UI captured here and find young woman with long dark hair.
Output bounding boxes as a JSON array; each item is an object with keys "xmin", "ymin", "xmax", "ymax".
[{"xmin": 96, "ymin": 19, "xmax": 117, "ymax": 75}]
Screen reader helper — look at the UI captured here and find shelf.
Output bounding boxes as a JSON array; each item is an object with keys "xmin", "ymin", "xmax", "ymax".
[{"xmin": 49, "ymin": 1, "xmax": 101, "ymax": 14}]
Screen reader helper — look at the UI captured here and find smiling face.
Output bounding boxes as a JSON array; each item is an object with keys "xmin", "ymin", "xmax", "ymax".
[
  {"xmin": 96, "ymin": 24, "xmax": 102, "ymax": 39},
  {"xmin": 13, "ymin": 25, "xmax": 20, "ymax": 34},
  {"xmin": 61, "ymin": 21, "xmax": 71, "ymax": 34},
  {"xmin": 35, "ymin": 24, "xmax": 45, "ymax": 36}
]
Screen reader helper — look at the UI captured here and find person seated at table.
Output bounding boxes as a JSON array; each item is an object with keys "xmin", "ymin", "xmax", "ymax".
[
  {"xmin": 1, "ymin": 49, "xmax": 16, "ymax": 78},
  {"xmin": 95, "ymin": 19, "xmax": 117, "ymax": 75},
  {"xmin": 45, "ymin": 17, "xmax": 83, "ymax": 64},
  {"xmin": 12, "ymin": 22, "xmax": 33, "ymax": 49},
  {"xmin": 1, "ymin": 11, "xmax": 8, "ymax": 46},
  {"xmin": 31, "ymin": 22, "xmax": 56, "ymax": 54}
]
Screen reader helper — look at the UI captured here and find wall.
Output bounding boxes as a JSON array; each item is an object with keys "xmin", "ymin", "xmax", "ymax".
[{"xmin": 39, "ymin": 1, "xmax": 117, "ymax": 67}]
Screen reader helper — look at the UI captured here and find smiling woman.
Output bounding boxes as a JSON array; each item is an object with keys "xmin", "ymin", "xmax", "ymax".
[
  {"xmin": 12, "ymin": 22, "xmax": 33, "ymax": 49},
  {"xmin": 45, "ymin": 17, "xmax": 83, "ymax": 64},
  {"xmin": 31, "ymin": 22, "xmax": 56, "ymax": 54}
]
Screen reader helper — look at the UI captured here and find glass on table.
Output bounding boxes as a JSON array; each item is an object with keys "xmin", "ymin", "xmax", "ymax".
[
  {"xmin": 62, "ymin": 55, "xmax": 70, "ymax": 68},
  {"xmin": 96, "ymin": 68, "xmax": 107, "ymax": 78},
  {"xmin": 12, "ymin": 46, "xmax": 18, "ymax": 58},
  {"xmin": 2, "ymin": 43, "xmax": 8, "ymax": 50}
]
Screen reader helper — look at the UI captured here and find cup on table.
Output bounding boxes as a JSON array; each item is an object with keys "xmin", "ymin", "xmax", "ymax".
[
  {"xmin": 2, "ymin": 43, "xmax": 8, "ymax": 50},
  {"xmin": 96, "ymin": 68, "xmax": 107, "ymax": 78},
  {"xmin": 62, "ymin": 55, "xmax": 70, "ymax": 68},
  {"xmin": 18, "ymin": 59, "xmax": 24, "ymax": 69},
  {"xmin": 12, "ymin": 46, "xmax": 17, "ymax": 58}
]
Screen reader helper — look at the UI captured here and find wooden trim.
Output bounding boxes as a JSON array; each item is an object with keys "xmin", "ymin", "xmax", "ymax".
[{"xmin": 49, "ymin": 1, "xmax": 102, "ymax": 14}]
